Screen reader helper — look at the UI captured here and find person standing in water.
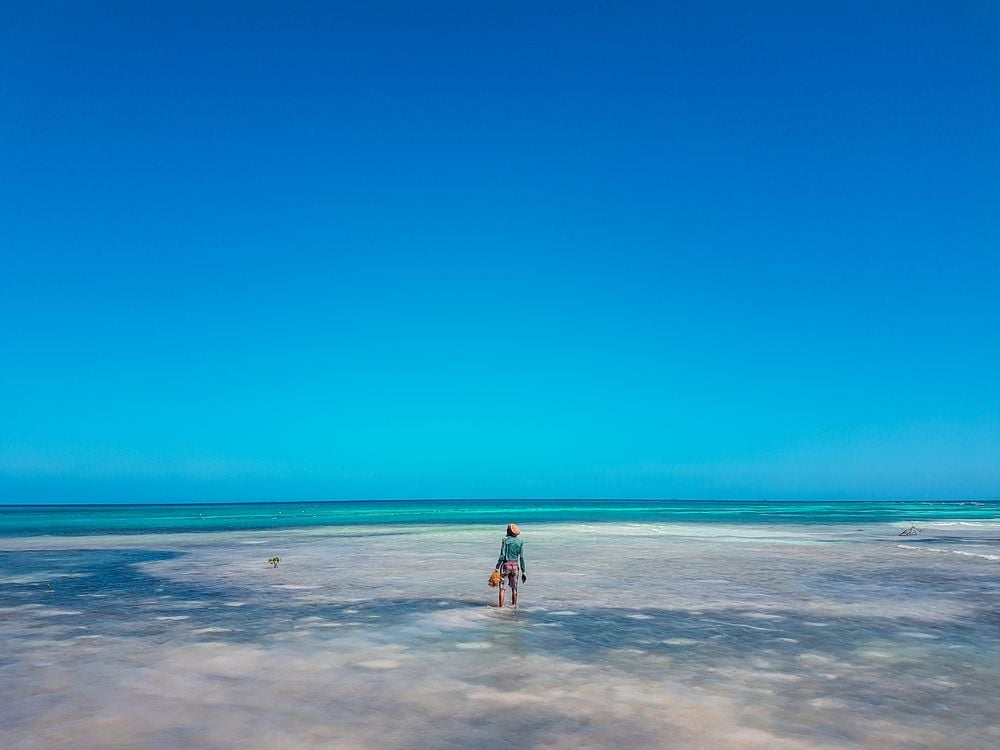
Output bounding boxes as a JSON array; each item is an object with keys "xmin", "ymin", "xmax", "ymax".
[{"xmin": 495, "ymin": 523, "xmax": 526, "ymax": 608}]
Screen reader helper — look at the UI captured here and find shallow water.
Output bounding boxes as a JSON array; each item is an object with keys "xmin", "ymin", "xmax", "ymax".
[{"xmin": 2, "ymin": 520, "xmax": 999, "ymax": 749}]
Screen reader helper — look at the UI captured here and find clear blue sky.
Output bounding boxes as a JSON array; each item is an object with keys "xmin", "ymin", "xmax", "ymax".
[{"xmin": 2, "ymin": 1, "xmax": 998, "ymax": 503}]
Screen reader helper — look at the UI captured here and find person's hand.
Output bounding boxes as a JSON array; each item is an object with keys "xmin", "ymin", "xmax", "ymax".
[{"xmin": 521, "ymin": 573, "xmax": 527, "ymax": 583}]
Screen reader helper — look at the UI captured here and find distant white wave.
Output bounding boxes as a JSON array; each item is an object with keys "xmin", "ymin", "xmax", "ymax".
[{"xmin": 897, "ymin": 544, "xmax": 1000, "ymax": 561}]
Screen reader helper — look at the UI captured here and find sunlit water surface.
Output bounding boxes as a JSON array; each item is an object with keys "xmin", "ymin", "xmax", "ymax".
[{"xmin": 2, "ymin": 519, "xmax": 999, "ymax": 749}]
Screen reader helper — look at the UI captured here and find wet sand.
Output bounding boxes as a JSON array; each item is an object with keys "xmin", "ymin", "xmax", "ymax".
[{"xmin": 2, "ymin": 522, "xmax": 999, "ymax": 749}]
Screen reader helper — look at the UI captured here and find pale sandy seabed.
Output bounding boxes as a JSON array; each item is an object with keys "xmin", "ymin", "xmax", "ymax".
[{"xmin": 2, "ymin": 522, "xmax": 999, "ymax": 749}]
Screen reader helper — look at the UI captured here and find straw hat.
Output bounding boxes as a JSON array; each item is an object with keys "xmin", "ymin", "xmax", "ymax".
[{"xmin": 507, "ymin": 523, "xmax": 521, "ymax": 536}]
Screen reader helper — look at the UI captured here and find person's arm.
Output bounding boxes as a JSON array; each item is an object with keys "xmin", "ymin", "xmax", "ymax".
[
  {"xmin": 495, "ymin": 538, "xmax": 506, "ymax": 570},
  {"xmin": 519, "ymin": 546, "xmax": 526, "ymax": 579}
]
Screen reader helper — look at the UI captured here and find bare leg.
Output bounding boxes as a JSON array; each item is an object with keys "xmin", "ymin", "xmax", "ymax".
[
  {"xmin": 512, "ymin": 587, "xmax": 518, "ymax": 608},
  {"xmin": 498, "ymin": 587, "xmax": 505, "ymax": 608}
]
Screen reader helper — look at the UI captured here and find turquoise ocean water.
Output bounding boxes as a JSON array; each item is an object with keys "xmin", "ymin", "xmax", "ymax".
[
  {"xmin": 3, "ymin": 498, "xmax": 999, "ymax": 536},
  {"xmin": 3, "ymin": 499, "xmax": 1000, "ymax": 749}
]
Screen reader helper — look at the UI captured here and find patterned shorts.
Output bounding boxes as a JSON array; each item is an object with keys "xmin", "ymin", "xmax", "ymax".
[{"xmin": 500, "ymin": 561, "xmax": 519, "ymax": 590}]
